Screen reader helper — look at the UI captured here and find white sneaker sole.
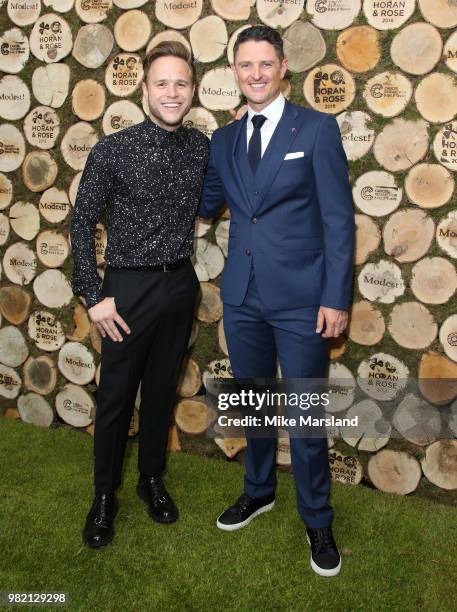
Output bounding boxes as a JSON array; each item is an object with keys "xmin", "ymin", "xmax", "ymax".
[
  {"xmin": 216, "ymin": 501, "xmax": 275, "ymax": 531},
  {"xmin": 306, "ymin": 535, "xmax": 342, "ymax": 577}
]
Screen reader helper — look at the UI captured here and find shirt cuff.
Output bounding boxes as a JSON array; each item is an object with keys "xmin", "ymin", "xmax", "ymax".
[{"xmin": 84, "ymin": 285, "xmax": 103, "ymax": 309}]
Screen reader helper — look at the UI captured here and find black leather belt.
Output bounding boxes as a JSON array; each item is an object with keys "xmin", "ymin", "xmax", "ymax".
[{"xmin": 125, "ymin": 258, "xmax": 189, "ymax": 272}]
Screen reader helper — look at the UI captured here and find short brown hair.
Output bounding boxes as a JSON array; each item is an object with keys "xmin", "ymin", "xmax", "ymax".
[{"xmin": 143, "ymin": 41, "xmax": 195, "ymax": 83}]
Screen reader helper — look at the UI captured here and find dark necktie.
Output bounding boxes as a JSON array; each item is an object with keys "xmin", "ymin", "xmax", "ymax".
[{"xmin": 248, "ymin": 114, "xmax": 267, "ymax": 174}]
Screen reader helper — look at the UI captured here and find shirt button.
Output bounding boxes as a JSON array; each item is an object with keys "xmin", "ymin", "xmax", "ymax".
[
  {"xmin": 245, "ymin": 249, "xmax": 251, "ymax": 256},
  {"xmin": 251, "ymin": 218, "xmax": 257, "ymax": 224},
  {"xmin": 254, "ymin": 190, "xmax": 259, "ymax": 195}
]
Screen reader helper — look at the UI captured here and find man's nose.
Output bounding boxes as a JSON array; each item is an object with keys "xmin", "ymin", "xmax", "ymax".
[
  {"xmin": 166, "ymin": 84, "xmax": 179, "ymax": 97},
  {"xmin": 251, "ymin": 66, "xmax": 262, "ymax": 81}
]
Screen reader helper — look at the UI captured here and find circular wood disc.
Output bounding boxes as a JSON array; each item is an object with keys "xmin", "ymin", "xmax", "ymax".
[
  {"xmin": 28, "ymin": 310, "xmax": 65, "ymax": 351},
  {"xmin": 364, "ymin": 71, "xmax": 412, "ymax": 118},
  {"xmin": 190, "ymin": 16, "xmax": 228, "ymax": 63},
  {"xmin": 89, "ymin": 322, "xmax": 101, "ymax": 354},
  {"xmin": 0, "ymin": 286, "xmax": 31, "ymax": 325},
  {"xmin": 114, "ymin": 9, "xmax": 151, "ymax": 52},
  {"xmin": 283, "ymin": 21, "xmax": 326, "ymax": 73},
  {"xmin": 9, "ymin": 201, "xmax": 40, "ymax": 240},
  {"xmin": 450, "ymin": 400, "xmax": 457, "ymax": 438},
  {"xmin": 327, "ymin": 362, "xmax": 356, "ymax": 414},
  {"xmin": 0, "ymin": 124, "xmax": 26, "ymax": 172},
  {"xmin": 363, "ymin": 0, "xmax": 415, "ymax": 30},
  {"xmin": 94, "ymin": 223, "xmax": 107, "ymax": 265},
  {"xmin": 72, "ymin": 23, "xmax": 114, "ymax": 69},
  {"xmin": 389, "ymin": 301, "xmax": 437, "ymax": 349},
  {"xmin": 329, "ymin": 450, "xmax": 363, "ymax": 485},
  {"xmin": 336, "ymin": 25, "xmax": 380, "ymax": 73},
  {"xmin": 304, "ymin": 64, "xmax": 355, "ymax": 114},
  {"xmin": 202, "ymin": 357, "xmax": 233, "ymax": 390},
  {"xmin": 307, "ymin": 0, "xmax": 361, "ymax": 30},
  {"xmin": 415, "ymin": 73, "xmax": 457, "ymax": 123},
  {"xmin": 433, "ymin": 122, "xmax": 457, "ymax": 172},
  {"xmin": 419, "ymin": 351, "xmax": 457, "ymax": 405},
  {"xmin": 342, "ymin": 399, "xmax": 391, "ymax": 451},
  {"xmin": 354, "ymin": 214, "xmax": 381, "ymax": 265},
  {"xmin": 58, "ymin": 341, "xmax": 96, "ymax": 384},
  {"xmin": 406, "ymin": 163, "xmax": 454, "ymax": 209},
  {"xmin": 18, "ymin": 393, "xmax": 54, "ymax": 427},
  {"xmin": 373, "ymin": 118, "xmax": 428, "ymax": 172},
  {"xmin": 391, "ymin": 22, "xmax": 442, "ymax": 76},
  {"xmin": 0, "ymin": 363, "xmax": 22, "ymax": 398},
  {"xmin": 33, "ymin": 269, "xmax": 73, "ymax": 307},
  {"xmin": 36, "ymin": 230, "xmax": 69, "ymax": 268},
  {"xmin": 348, "ymin": 300, "xmax": 385, "ymax": 346},
  {"xmin": 43, "ymin": 0, "xmax": 75, "ymax": 12},
  {"xmin": 0, "ymin": 75, "xmax": 30, "ymax": 120},
  {"xmin": 30, "ymin": 13, "xmax": 73, "ymax": 63},
  {"xmin": 217, "ymin": 318, "xmax": 228, "ymax": 356},
  {"xmin": 177, "ymin": 357, "xmax": 202, "ymax": 397},
  {"xmin": 75, "ymin": 0, "xmax": 112, "ymax": 23},
  {"xmin": 214, "ymin": 437, "xmax": 247, "ymax": 459},
  {"xmin": 105, "ymin": 53, "xmax": 143, "ymax": 98},
  {"xmin": 0, "ymin": 325, "xmax": 29, "ymax": 366},
  {"xmin": 215, "ymin": 219, "xmax": 229, "ymax": 257},
  {"xmin": 358, "ymin": 260, "xmax": 405, "ymax": 303},
  {"xmin": 183, "ymin": 107, "xmax": 217, "ymax": 139},
  {"xmin": 437, "ymin": 211, "xmax": 457, "ymax": 259},
  {"xmin": 102, "ymin": 100, "xmax": 144, "ymax": 136},
  {"xmin": 55, "ymin": 383, "xmax": 95, "ymax": 427},
  {"xmin": 71, "ymin": 79, "xmax": 105, "ymax": 121},
  {"xmin": 419, "ymin": 0, "xmax": 457, "ymax": 28},
  {"xmin": 60, "ymin": 122, "xmax": 98, "ymax": 170},
  {"xmin": 7, "ymin": 0, "xmax": 41, "ymax": 26},
  {"xmin": 0, "ymin": 28, "xmax": 30, "ymax": 74},
  {"xmin": 175, "ymin": 398, "xmax": 209, "ymax": 434},
  {"xmin": 23, "ymin": 355, "xmax": 57, "ymax": 395},
  {"xmin": 383, "ymin": 209, "xmax": 435, "ymax": 263},
  {"xmin": 69, "ymin": 172, "xmax": 82, "ymax": 206},
  {"xmin": 66, "ymin": 303, "xmax": 90, "ymax": 342},
  {"xmin": 22, "ymin": 150, "xmax": 58, "ymax": 192},
  {"xmin": 155, "ymin": 0, "xmax": 203, "ymax": 29},
  {"xmin": 393, "ymin": 393, "xmax": 441, "ymax": 446},
  {"xmin": 256, "ymin": 0, "xmax": 304, "ymax": 28},
  {"xmin": 358, "ymin": 353, "xmax": 409, "ymax": 402},
  {"xmin": 211, "ymin": 0, "xmax": 252, "ymax": 20},
  {"xmin": 444, "ymin": 30, "xmax": 457, "ymax": 73},
  {"xmin": 146, "ymin": 29, "xmax": 191, "ymax": 55},
  {"xmin": 226, "ymin": 25, "xmax": 251, "ymax": 65},
  {"xmin": 32, "ymin": 63, "xmax": 70, "ymax": 108},
  {"xmin": 0, "ymin": 174, "xmax": 13, "ymax": 210},
  {"xmin": 0, "ymin": 213, "xmax": 10, "ymax": 246},
  {"xmin": 353, "ymin": 170, "xmax": 402, "ymax": 216},
  {"xmin": 411, "ymin": 257, "xmax": 457, "ymax": 304},
  {"xmin": 198, "ymin": 67, "xmax": 240, "ymax": 111},
  {"xmin": 39, "ymin": 187, "xmax": 70, "ymax": 223},
  {"xmin": 368, "ymin": 450, "xmax": 421, "ymax": 495},
  {"xmin": 193, "ymin": 238, "xmax": 224, "ymax": 281},
  {"xmin": 276, "ymin": 431, "xmax": 291, "ymax": 467},
  {"xmin": 421, "ymin": 440, "xmax": 457, "ymax": 490},
  {"xmin": 114, "ymin": 0, "xmax": 148, "ymax": 7},
  {"xmin": 3, "ymin": 242, "xmax": 37, "ymax": 285},
  {"xmin": 439, "ymin": 314, "xmax": 457, "ymax": 363},
  {"xmin": 196, "ymin": 282, "xmax": 222, "ymax": 323},
  {"xmin": 23, "ymin": 106, "xmax": 60, "ymax": 150}
]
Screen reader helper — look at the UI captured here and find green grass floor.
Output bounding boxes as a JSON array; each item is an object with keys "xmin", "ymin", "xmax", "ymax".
[{"xmin": 0, "ymin": 418, "xmax": 456, "ymax": 612}]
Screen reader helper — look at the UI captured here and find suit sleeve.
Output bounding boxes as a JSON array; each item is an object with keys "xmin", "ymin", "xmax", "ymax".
[
  {"xmin": 312, "ymin": 114, "xmax": 355, "ymax": 311},
  {"xmin": 199, "ymin": 131, "xmax": 226, "ymax": 219}
]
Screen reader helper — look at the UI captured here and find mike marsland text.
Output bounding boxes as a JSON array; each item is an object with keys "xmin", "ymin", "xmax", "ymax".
[{"xmin": 217, "ymin": 415, "xmax": 359, "ymax": 428}]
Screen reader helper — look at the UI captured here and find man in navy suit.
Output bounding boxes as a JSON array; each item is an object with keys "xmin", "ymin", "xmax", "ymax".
[{"xmin": 199, "ymin": 26, "xmax": 355, "ymax": 577}]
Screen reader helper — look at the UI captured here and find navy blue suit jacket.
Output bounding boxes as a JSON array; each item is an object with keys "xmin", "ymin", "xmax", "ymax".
[{"xmin": 199, "ymin": 101, "xmax": 355, "ymax": 311}]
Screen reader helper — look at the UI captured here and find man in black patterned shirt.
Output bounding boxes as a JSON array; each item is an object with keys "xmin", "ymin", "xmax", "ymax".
[{"xmin": 70, "ymin": 42, "xmax": 209, "ymax": 549}]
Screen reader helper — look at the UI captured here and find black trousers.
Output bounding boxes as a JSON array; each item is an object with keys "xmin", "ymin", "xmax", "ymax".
[{"xmin": 93, "ymin": 260, "xmax": 199, "ymax": 494}]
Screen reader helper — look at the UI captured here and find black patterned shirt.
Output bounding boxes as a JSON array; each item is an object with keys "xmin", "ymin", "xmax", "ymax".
[{"xmin": 70, "ymin": 116, "xmax": 210, "ymax": 308}]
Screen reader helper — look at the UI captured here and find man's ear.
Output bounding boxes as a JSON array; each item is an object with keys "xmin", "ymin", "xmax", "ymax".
[
  {"xmin": 280, "ymin": 58, "xmax": 289, "ymax": 80},
  {"xmin": 142, "ymin": 81, "xmax": 147, "ymax": 100}
]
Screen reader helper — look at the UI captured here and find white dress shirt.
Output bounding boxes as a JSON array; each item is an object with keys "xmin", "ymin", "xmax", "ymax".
[{"xmin": 246, "ymin": 94, "xmax": 286, "ymax": 156}]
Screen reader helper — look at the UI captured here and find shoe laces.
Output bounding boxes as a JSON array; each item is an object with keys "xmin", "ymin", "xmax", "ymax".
[
  {"xmin": 231, "ymin": 494, "xmax": 253, "ymax": 515},
  {"xmin": 309, "ymin": 527, "xmax": 335, "ymax": 554},
  {"xmin": 146, "ymin": 477, "xmax": 167, "ymax": 503},
  {"xmin": 94, "ymin": 494, "xmax": 113, "ymax": 527}
]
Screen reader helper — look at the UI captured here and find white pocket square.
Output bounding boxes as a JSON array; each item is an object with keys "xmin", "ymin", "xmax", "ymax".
[{"xmin": 284, "ymin": 151, "xmax": 304, "ymax": 160}]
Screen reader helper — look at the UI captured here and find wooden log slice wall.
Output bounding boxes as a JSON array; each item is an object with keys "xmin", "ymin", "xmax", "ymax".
[{"xmin": 1, "ymin": 0, "xmax": 457, "ymax": 497}]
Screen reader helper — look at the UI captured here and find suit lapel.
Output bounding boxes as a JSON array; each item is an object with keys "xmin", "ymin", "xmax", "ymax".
[{"xmin": 227, "ymin": 113, "xmax": 254, "ymax": 213}]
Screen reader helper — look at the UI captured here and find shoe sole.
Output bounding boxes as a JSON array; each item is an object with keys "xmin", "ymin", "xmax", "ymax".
[
  {"xmin": 306, "ymin": 535, "xmax": 342, "ymax": 577},
  {"xmin": 216, "ymin": 501, "xmax": 275, "ymax": 531},
  {"xmin": 136, "ymin": 485, "xmax": 178, "ymax": 524}
]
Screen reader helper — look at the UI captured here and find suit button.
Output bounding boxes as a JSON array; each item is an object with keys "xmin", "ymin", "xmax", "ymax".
[
  {"xmin": 245, "ymin": 249, "xmax": 251, "ymax": 256},
  {"xmin": 251, "ymin": 217, "xmax": 257, "ymax": 224}
]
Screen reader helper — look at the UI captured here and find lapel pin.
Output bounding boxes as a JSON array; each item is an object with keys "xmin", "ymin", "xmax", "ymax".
[{"xmin": 291, "ymin": 127, "xmax": 296, "ymax": 133}]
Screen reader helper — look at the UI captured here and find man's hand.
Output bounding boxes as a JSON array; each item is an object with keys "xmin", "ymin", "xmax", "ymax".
[
  {"xmin": 88, "ymin": 297, "xmax": 131, "ymax": 342},
  {"xmin": 316, "ymin": 306, "xmax": 348, "ymax": 338}
]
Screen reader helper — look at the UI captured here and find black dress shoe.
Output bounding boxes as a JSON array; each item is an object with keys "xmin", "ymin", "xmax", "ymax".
[
  {"xmin": 216, "ymin": 492, "xmax": 275, "ymax": 531},
  {"xmin": 136, "ymin": 477, "xmax": 178, "ymax": 524},
  {"xmin": 82, "ymin": 493, "xmax": 118, "ymax": 549},
  {"xmin": 306, "ymin": 526, "xmax": 342, "ymax": 576}
]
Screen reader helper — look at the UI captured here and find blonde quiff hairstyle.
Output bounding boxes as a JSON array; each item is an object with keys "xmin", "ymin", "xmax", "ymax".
[{"xmin": 142, "ymin": 40, "xmax": 196, "ymax": 84}]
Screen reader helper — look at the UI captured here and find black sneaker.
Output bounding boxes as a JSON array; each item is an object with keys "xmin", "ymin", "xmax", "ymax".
[
  {"xmin": 306, "ymin": 526, "xmax": 342, "ymax": 577},
  {"xmin": 216, "ymin": 493, "xmax": 275, "ymax": 531}
]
